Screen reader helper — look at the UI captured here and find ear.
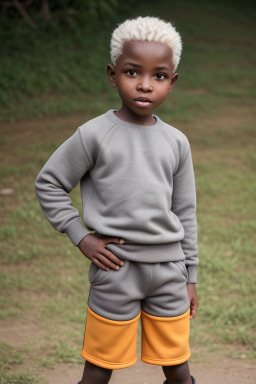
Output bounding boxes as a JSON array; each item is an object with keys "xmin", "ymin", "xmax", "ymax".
[
  {"xmin": 168, "ymin": 73, "xmax": 178, "ymax": 93},
  {"xmin": 107, "ymin": 64, "xmax": 117, "ymax": 88}
]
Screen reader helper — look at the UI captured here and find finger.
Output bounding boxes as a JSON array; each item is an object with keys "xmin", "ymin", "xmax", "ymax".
[
  {"xmin": 95, "ymin": 253, "xmax": 123, "ymax": 271},
  {"xmin": 103, "ymin": 237, "xmax": 125, "ymax": 245},
  {"xmin": 92, "ymin": 257, "xmax": 110, "ymax": 272},
  {"xmin": 101, "ymin": 248, "xmax": 124, "ymax": 267},
  {"xmin": 190, "ymin": 308, "xmax": 197, "ymax": 319},
  {"xmin": 190, "ymin": 299, "xmax": 198, "ymax": 319}
]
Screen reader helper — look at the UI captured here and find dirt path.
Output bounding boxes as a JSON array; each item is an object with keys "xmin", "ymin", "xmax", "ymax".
[{"xmin": 42, "ymin": 356, "xmax": 256, "ymax": 384}]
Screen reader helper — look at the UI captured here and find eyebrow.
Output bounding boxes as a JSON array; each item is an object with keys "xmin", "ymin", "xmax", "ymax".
[
  {"xmin": 124, "ymin": 62, "xmax": 170, "ymax": 71},
  {"xmin": 155, "ymin": 66, "xmax": 170, "ymax": 71},
  {"xmin": 124, "ymin": 62, "xmax": 142, "ymax": 68}
]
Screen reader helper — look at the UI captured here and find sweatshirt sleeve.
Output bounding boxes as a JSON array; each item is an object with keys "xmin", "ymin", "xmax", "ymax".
[
  {"xmin": 35, "ymin": 129, "xmax": 91, "ymax": 246},
  {"xmin": 172, "ymin": 147, "xmax": 198, "ymax": 283}
]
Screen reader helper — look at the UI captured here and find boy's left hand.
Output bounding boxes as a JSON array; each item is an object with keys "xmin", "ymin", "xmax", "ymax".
[{"xmin": 186, "ymin": 283, "xmax": 198, "ymax": 319}]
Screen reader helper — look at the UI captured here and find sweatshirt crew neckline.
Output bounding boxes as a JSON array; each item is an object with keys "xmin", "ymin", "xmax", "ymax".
[{"xmin": 106, "ymin": 109, "xmax": 161, "ymax": 129}]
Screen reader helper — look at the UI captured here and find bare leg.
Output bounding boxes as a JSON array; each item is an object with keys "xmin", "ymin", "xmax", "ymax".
[
  {"xmin": 81, "ymin": 361, "xmax": 113, "ymax": 384},
  {"xmin": 162, "ymin": 361, "xmax": 192, "ymax": 384}
]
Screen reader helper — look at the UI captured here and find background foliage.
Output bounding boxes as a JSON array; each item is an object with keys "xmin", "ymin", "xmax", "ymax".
[{"xmin": 2, "ymin": 0, "xmax": 255, "ymax": 121}]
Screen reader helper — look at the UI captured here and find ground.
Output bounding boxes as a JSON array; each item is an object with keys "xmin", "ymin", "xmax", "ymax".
[
  {"xmin": 42, "ymin": 358, "xmax": 256, "ymax": 384},
  {"xmin": 1, "ymin": 107, "xmax": 255, "ymax": 384},
  {"xmin": 0, "ymin": 318, "xmax": 256, "ymax": 383}
]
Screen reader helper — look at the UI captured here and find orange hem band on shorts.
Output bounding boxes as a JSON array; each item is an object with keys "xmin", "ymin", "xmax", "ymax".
[
  {"xmin": 81, "ymin": 307, "xmax": 140, "ymax": 369},
  {"xmin": 141, "ymin": 309, "xmax": 191, "ymax": 366}
]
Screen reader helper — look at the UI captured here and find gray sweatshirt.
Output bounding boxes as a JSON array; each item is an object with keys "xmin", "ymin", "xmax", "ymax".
[{"xmin": 35, "ymin": 110, "xmax": 198, "ymax": 283}]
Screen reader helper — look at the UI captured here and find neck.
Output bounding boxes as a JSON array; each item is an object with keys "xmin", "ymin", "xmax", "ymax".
[{"xmin": 115, "ymin": 104, "xmax": 156, "ymax": 126}]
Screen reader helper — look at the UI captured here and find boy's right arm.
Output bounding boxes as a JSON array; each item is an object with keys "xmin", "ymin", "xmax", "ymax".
[
  {"xmin": 35, "ymin": 130, "xmax": 90, "ymax": 246},
  {"xmin": 35, "ymin": 129, "xmax": 124, "ymax": 271}
]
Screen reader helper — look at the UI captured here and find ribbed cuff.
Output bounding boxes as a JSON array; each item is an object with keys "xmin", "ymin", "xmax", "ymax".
[
  {"xmin": 64, "ymin": 220, "xmax": 90, "ymax": 246},
  {"xmin": 186, "ymin": 265, "xmax": 197, "ymax": 284}
]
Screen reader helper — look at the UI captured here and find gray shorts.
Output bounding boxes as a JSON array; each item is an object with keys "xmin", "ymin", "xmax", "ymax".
[
  {"xmin": 88, "ymin": 259, "xmax": 190, "ymax": 320},
  {"xmin": 82, "ymin": 260, "xmax": 191, "ymax": 368}
]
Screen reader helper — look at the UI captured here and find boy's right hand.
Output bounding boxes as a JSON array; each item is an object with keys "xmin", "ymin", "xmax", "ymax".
[{"xmin": 78, "ymin": 234, "xmax": 125, "ymax": 271}]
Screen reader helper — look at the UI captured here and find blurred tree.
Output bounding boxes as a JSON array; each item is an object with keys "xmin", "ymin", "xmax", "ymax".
[
  {"xmin": 0, "ymin": 0, "xmax": 120, "ymax": 26},
  {"xmin": 1, "ymin": 0, "xmax": 37, "ymax": 27},
  {"xmin": 40, "ymin": 0, "xmax": 50, "ymax": 20}
]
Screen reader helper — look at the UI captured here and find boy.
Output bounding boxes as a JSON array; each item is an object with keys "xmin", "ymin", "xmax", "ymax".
[{"xmin": 35, "ymin": 16, "xmax": 199, "ymax": 384}]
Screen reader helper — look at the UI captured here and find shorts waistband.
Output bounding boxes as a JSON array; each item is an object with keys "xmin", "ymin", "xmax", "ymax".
[{"xmin": 106, "ymin": 242, "xmax": 185, "ymax": 263}]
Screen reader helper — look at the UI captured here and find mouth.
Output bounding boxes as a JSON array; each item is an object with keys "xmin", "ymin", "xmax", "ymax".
[{"xmin": 134, "ymin": 97, "xmax": 153, "ymax": 107}]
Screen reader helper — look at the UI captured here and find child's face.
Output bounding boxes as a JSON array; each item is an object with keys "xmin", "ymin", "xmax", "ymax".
[{"xmin": 107, "ymin": 40, "xmax": 178, "ymax": 124}]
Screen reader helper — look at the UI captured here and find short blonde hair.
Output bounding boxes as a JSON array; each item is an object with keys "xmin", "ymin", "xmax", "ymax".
[{"xmin": 110, "ymin": 16, "xmax": 182, "ymax": 72}]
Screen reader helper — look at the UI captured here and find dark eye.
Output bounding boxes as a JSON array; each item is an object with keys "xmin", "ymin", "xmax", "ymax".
[
  {"xmin": 155, "ymin": 73, "xmax": 167, "ymax": 80},
  {"xmin": 126, "ymin": 69, "xmax": 137, "ymax": 76}
]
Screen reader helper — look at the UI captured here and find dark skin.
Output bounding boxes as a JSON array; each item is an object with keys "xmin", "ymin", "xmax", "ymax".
[
  {"xmin": 79, "ymin": 40, "xmax": 198, "ymax": 384},
  {"xmin": 78, "ymin": 234, "xmax": 125, "ymax": 272}
]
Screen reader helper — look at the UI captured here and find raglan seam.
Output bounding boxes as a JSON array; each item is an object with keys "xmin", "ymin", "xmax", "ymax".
[
  {"xmin": 93, "ymin": 122, "xmax": 119, "ymax": 163},
  {"xmin": 158, "ymin": 126, "xmax": 188, "ymax": 174},
  {"xmin": 77, "ymin": 127, "xmax": 93, "ymax": 167},
  {"xmin": 98, "ymin": 122, "xmax": 119, "ymax": 150},
  {"xmin": 158, "ymin": 127, "xmax": 179, "ymax": 158},
  {"xmin": 173, "ymin": 147, "xmax": 191, "ymax": 176}
]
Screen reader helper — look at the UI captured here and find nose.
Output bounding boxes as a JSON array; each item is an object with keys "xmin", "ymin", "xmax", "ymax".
[{"xmin": 137, "ymin": 75, "xmax": 153, "ymax": 92}]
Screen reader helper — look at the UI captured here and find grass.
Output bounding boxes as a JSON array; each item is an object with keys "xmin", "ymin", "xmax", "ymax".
[
  {"xmin": 0, "ymin": 343, "xmax": 39, "ymax": 384},
  {"xmin": 0, "ymin": 0, "xmax": 256, "ymax": 382}
]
